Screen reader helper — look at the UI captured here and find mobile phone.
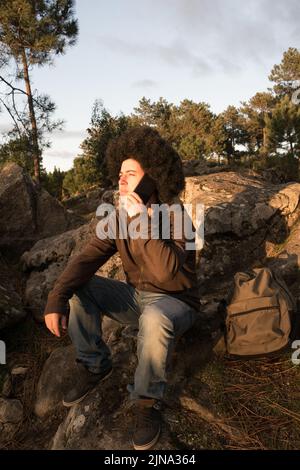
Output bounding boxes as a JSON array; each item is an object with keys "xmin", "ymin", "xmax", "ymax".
[{"xmin": 134, "ymin": 174, "xmax": 156, "ymax": 204}]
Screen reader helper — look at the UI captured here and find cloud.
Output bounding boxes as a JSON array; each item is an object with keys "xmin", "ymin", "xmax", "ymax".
[
  {"xmin": 100, "ymin": 35, "xmax": 242, "ymax": 76},
  {"xmin": 173, "ymin": 0, "xmax": 300, "ymax": 66},
  {"xmin": 0, "ymin": 123, "xmax": 11, "ymax": 134},
  {"xmin": 99, "ymin": 0, "xmax": 300, "ymax": 76},
  {"xmin": 0, "ymin": 123, "xmax": 85, "ymax": 140},
  {"xmin": 43, "ymin": 149, "xmax": 75, "ymax": 159},
  {"xmin": 51, "ymin": 129, "xmax": 86, "ymax": 139},
  {"xmin": 99, "ymin": 36, "xmax": 213, "ymax": 75},
  {"xmin": 132, "ymin": 79, "xmax": 158, "ymax": 89},
  {"xmin": 158, "ymin": 42, "xmax": 212, "ymax": 74}
]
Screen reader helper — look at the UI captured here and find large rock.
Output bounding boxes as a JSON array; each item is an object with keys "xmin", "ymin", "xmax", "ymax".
[
  {"xmin": 34, "ymin": 345, "xmax": 77, "ymax": 418},
  {"xmin": 62, "ymin": 188, "xmax": 106, "ymax": 219},
  {"xmin": 182, "ymin": 172, "xmax": 300, "ymax": 287},
  {"xmin": 0, "ymin": 257, "xmax": 25, "ymax": 330},
  {"xmin": 0, "ymin": 163, "xmax": 83, "ymax": 256},
  {"xmin": 182, "ymin": 159, "xmax": 230, "ymax": 177},
  {"xmin": 0, "ymin": 398, "xmax": 23, "ymax": 444},
  {"xmin": 35, "ymin": 318, "xmax": 128, "ymax": 419},
  {"xmin": 267, "ymin": 219, "xmax": 300, "ymax": 283}
]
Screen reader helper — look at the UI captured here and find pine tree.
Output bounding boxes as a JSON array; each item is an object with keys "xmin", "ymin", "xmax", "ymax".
[
  {"xmin": 240, "ymin": 92, "xmax": 275, "ymax": 157},
  {"xmin": 265, "ymin": 95, "xmax": 300, "ymax": 158},
  {"xmin": 74, "ymin": 100, "xmax": 129, "ymax": 191},
  {"xmin": 0, "ymin": 0, "xmax": 78, "ymax": 183},
  {"xmin": 269, "ymin": 47, "xmax": 300, "ymax": 98}
]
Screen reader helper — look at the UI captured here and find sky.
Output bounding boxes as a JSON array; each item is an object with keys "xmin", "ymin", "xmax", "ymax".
[{"xmin": 0, "ymin": 0, "xmax": 300, "ymax": 172}]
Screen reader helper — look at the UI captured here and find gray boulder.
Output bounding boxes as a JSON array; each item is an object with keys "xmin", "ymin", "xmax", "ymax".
[
  {"xmin": 35, "ymin": 317, "xmax": 121, "ymax": 418},
  {"xmin": 34, "ymin": 345, "xmax": 77, "ymax": 418},
  {"xmin": 267, "ymin": 217, "xmax": 300, "ymax": 282},
  {"xmin": 0, "ymin": 398, "xmax": 23, "ymax": 444},
  {"xmin": 0, "ymin": 163, "xmax": 83, "ymax": 256},
  {"xmin": 62, "ymin": 188, "xmax": 106, "ymax": 219},
  {"xmin": 0, "ymin": 257, "xmax": 25, "ymax": 330},
  {"xmin": 182, "ymin": 172, "xmax": 300, "ymax": 286}
]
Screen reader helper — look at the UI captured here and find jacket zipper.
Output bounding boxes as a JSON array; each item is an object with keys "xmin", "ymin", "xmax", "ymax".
[{"xmin": 138, "ymin": 263, "xmax": 144, "ymax": 289}]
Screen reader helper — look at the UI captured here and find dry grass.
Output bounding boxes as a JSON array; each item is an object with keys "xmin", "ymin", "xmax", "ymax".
[
  {"xmin": 169, "ymin": 346, "xmax": 300, "ymax": 450},
  {"xmin": 218, "ymin": 353, "xmax": 300, "ymax": 449}
]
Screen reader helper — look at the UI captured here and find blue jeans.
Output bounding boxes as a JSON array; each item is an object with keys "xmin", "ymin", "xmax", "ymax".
[{"xmin": 68, "ymin": 275, "xmax": 197, "ymax": 400}]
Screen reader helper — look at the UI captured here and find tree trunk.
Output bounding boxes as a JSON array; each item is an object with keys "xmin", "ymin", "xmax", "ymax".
[{"xmin": 21, "ymin": 49, "xmax": 40, "ymax": 184}]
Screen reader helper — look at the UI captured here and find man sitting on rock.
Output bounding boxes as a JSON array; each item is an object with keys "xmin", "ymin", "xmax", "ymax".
[{"xmin": 44, "ymin": 126, "xmax": 200, "ymax": 451}]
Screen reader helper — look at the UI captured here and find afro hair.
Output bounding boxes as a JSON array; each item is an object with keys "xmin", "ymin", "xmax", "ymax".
[{"xmin": 105, "ymin": 126, "xmax": 185, "ymax": 204}]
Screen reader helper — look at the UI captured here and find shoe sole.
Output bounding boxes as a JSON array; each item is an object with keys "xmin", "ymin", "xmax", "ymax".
[
  {"xmin": 132, "ymin": 426, "xmax": 161, "ymax": 451},
  {"xmin": 62, "ymin": 368, "xmax": 113, "ymax": 408}
]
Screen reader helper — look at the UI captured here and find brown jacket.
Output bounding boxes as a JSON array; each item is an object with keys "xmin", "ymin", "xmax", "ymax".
[{"xmin": 44, "ymin": 197, "xmax": 201, "ymax": 316}]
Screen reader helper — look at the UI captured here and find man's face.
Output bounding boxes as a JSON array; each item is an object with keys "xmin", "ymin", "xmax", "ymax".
[{"xmin": 118, "ymin": 158, "xmax": 145, "ymax": 196}]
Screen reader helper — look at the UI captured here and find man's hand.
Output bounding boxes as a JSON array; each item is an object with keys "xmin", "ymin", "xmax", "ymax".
[
  {"xmin": 45, "ymin": 313, "xmax": 68, "ymax": 337},
  {"xmin": 119, "ymin": 192, "xmax": 146, "ymax": 217}
]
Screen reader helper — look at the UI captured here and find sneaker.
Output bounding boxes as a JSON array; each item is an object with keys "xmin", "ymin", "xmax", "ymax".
[
  {"xmin": 62, "ymin": 361, "xmax": 112, "ymax": 407},
  {"xmin": 132, "ymin": 398, "xmax": 162, "ymax": 450}
]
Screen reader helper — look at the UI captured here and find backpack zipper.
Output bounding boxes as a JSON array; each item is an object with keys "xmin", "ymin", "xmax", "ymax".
[{"xmin": 229, "ymin": 306, "xmax": 279, "ymax": 318}]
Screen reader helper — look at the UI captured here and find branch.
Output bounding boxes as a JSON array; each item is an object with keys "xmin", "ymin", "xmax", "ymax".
[
  {"xmin": 0, "ymin": 74, "xmax": 28, "ymax": 97},
  {"xmin": 180, "ymin": 396, "xmax": 265, "ymax": 449},
  {"xmin": 0, "ymin": 97, "xmax": 23, "ymax": 138},
  {"xmin": 11, "ymin": 88, "xmax": 29, "ymax": 135},
  {"xmin": 0, "ymin": 76, "xmax": 30, "ymax": 135},
  {"xmin": 0, "ymin": 74, "xmax": 53, "ymax": 112}
]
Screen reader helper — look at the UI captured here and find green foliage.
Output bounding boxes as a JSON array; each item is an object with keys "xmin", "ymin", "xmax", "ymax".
[
  {"xmin": 265, "ymin": 95, "xmax": 300, "ymax": 158},
  {"xmin": 215, "ymin": 106, "xmax": 247, "ymax": 163},
  {"xmin": 0, "ymin": 134, "xmax": 33, "ymax": 173},
  {"xmin": 128, "ymin": 54, "xmax": 300, "ymax": 166},
  {"xmin": 240, "ymin": 92, "xmax": 276, "ymax": 156},
  {"xmin": 172, "ymin": 100, "xmax": 214, "ymax": 160},
  {"xmin": 42, "ymin": 166, "xmax": 66, "ymax": 199},
  {"xmin": 269, "ymin": 47, "xmax": 300, "ymax": 97},
  {"xmin": 253, "ymin": 154, "xmax": 299, "ymax": 183},
  {"xmin": 0, "ymin": 0, "xmax": 78, "ymax": 65},
  {"xmin": 132, "ymin": 97, "xmax": 214, "ymax": 160},
  {"xmin": 79, "ymin": 101, "xmax": 130, "ymax": 184},
  {"xmin": 62, "ymin": 157, "xmax": 95, "ymax": 197},
  {"xmin": 206, "ymin": 115, "xmax": 228, "ymax": 163},
  {"xmin": 62, "ymin": 101, "xmax": 130, "ymax": 196},
  {"xmin": 132, "ymin": 96, "xmax": 174, "ymax": 143}
]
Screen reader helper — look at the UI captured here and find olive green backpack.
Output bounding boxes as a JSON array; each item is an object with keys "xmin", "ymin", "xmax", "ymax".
[{"xmin": 226, "ymin": 267, "xmax": 297, "ymax": 357}]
